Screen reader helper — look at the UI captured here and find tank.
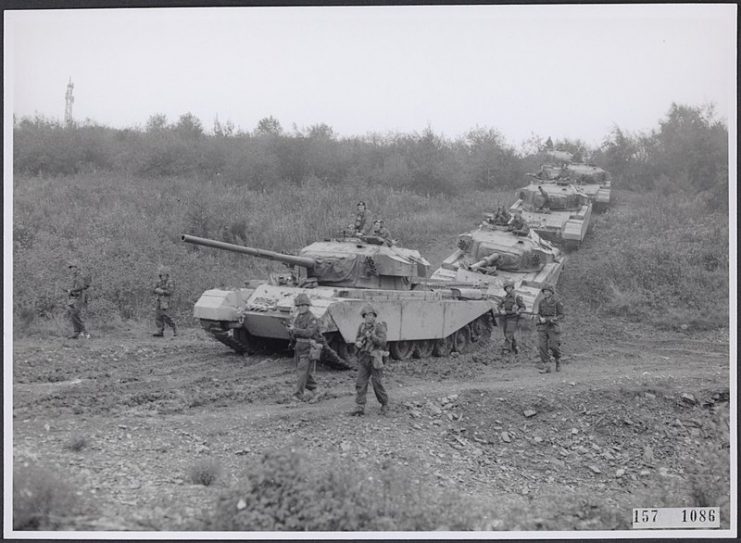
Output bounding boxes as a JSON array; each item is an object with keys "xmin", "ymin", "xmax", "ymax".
[
  {"xmin": 429, "ymin": 216, "xmax": 565, "ymax": 313},
  {"xmin": 182, "ymin": 234, "xmax": 498, "ymax": 365},
  {"xmin": 509, "ymin": 181, "xmax": 592, "ymax": 250},
  {"xmin": 532, "ymin": 151, "xmax": 612, "ymax": 212}
]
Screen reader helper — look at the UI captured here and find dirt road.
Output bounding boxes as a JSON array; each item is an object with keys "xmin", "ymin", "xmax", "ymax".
[{"xmin": 11, "ymin": 319, "xmax": 731, "ymax": 532}]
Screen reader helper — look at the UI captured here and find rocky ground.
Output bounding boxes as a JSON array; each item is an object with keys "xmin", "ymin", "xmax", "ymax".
[{"xmin": 11, "ymin": 317, "xmax": 731, "ymax": 533}]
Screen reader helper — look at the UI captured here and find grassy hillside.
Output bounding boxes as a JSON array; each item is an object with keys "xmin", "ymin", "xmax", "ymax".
[{"xmin": 13, "ymin": 172, "xmax": 728, "ymax": 335}]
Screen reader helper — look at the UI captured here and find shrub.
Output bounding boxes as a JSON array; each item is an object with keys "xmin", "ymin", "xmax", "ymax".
[
  {"xmin": 189, "ymin": 458, "xmax": 223, "ymax": 486},
  {"xmin": 63, "ymin": 434, "xmax": 88, "ymax": 452},
  {"xmin": 209, "ymin": 446, "xmax": 492, "ymax": 531},
  {"xmin": 13, "ymin": 464, "xmax": 78, "ymax": 530}
]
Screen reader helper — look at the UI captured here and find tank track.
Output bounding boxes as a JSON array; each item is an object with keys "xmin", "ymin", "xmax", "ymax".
[{"xmin": 200, "ymin": 319, "xmax": 256, "ymax": 354}]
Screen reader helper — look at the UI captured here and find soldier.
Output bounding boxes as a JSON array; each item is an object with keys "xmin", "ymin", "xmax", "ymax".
[
  {"xmin": 350, "ymin": 304, "xmax": 389, "ymax": 416},
  {"xmin": 65, "ymin": 260, "xmax": 90, "ymax": 339},
  {"xmin": 287, "ymin": 293, "xmax": 322, "ymax": 401},
  {"xmin": 508, "ymin": 213, "xmax": 530, "ymax": 236},
  {"xmin": 498, "ymin": 280, "xmax": 525, "ymax": 354},
  {"xmin": 536, "ymin": 285, "xmax": 564, "ymax": 373},
  {"xmin": 153, "ymin": 265, "xmax": 177, "ymax": 337},
  {"xmin": 371, "ymin": 219, "xmax": 393, "ymax": 245},
  {"xmin": 352, "ymin": 201, "xmax": 368, "ymax": 236}
]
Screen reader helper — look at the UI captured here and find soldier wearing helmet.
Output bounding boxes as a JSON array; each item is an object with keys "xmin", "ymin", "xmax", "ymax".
[
  {"xmin": 497, "ymin": 280, "xmax": 525, "ymax": 354},
  {"xmin": 350, "ymin": 304, "xmax": 389, "ymax": 416},
  {"xmin": 65, "ymin": 260, "xmax": 91, "ymax": 339},
  {"xmin": 536, "ymin": 285, "xmax": 564, "ymax": 373},
  {"xmin": 287, "ymin": 293, "xmax": 324, "ymax": 401},
  {"xmin": 152, "ymin": 265, "xmax": 177, "ymax": 337}
]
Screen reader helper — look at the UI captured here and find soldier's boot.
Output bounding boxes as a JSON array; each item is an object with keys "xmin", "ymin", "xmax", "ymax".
[
  {"xmin": 350, "ymin": 404, "xmax": 365, "ymax": 416},
  {"xmin": 172, "ymin": 326, "xmax": 178, "ymax": 337},
  {"xmin": 538, "ymin": 364, "xmax": 552, "ymax": 374},
  {"xmin": 152, "ymin": 331, "xmax": 164, "ymax": 337},
  {"xmin": 68, "ymin": 333, "xmax": 80, "ymax": 339},
  {"xmin": 512, "ymin": 340, "xmax": 519, "ymax": 354},
  {"xmin": 554, "ymin": 358, "xmax": 561, "ymax": 372},
  {"xmin": 380, "ymin": 404, "xmax": 389, "ymax": 416}
]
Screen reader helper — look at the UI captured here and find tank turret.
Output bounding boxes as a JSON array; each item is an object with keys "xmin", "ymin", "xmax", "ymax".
[{"xmin": 183, "ymin": 234, "xmax": 430, "ymax": 290}]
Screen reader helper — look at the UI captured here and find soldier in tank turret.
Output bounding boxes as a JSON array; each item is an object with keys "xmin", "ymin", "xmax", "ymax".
[
  {"xmin": 508, "ymin": 213, "xmax": 530, "ymax": 236},
  {"xmin": 350, "ymin": 201, "xmax": 368, "ymax": 236},
  {"xmin": 371, "ymin": 219, "xmax": 393, "ymax": 246}
]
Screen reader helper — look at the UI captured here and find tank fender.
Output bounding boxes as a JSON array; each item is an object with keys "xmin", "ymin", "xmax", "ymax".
[{"xmin": 193, "ymin": 288, "xmax": 255, "ymax": 322}]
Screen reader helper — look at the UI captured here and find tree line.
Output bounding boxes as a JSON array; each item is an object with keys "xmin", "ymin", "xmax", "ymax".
[{"xmin": 14, "ymin": 103, "xmax": 728, "ymax": 207}]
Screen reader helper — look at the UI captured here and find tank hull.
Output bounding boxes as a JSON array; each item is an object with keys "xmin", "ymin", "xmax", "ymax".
[
  {"xmin": 193, "ymin": 283, "xmax": 496, "ymax": 362},
  {"xmin": 509, "ymin": 200, "xmax": 592, "ymax": 247}
]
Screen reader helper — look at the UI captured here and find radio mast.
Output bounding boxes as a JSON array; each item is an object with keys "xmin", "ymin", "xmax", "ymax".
[{"xmin": 64, "ymin": 77, "xmax": 74, "ymax": 125}]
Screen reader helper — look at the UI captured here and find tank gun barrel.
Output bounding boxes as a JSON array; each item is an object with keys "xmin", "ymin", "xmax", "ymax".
[{"xmin": 181, "ymin": 234, "xmax": 316, "ymax": 268}]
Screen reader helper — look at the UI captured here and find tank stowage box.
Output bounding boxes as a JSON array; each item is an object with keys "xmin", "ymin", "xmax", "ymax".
[{"xmin": 183, "ymin": 234, "xmax": 499, "ymax": 365}]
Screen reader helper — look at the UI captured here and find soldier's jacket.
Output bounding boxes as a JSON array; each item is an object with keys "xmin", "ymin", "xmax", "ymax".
[
  {"xmin": 68, "ymin": 273, "xmax": 91, "ymax": 306},
  {"xmin": 498, "ymin": 292, "xmax": 525, "ymax": 316},
  {"xmin": 154, "ymin": 276, "xmax": 174, "ymax": 310},
  {"xmin": 354, "ymin": 211, "xmax": 367, "ymax": 234},
  {"xmin": 537, "ymin": 296, "xmax": 564, "ymax": 326},
  {"xmin": 372, "ymin": 226, "xmax": 392, "ymax": 242},
  {"xmin": 291, "ymin": 311, "xmax": 322, "ymax": 354},
  {"xmin": 356, "ymin": 320, "xmax": 388, "ymax": 353}
]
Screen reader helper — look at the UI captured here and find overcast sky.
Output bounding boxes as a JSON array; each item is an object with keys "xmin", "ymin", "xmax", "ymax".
[{"xmin": 4, "ymin": 4, "xmax": 736, "ymax": 147}]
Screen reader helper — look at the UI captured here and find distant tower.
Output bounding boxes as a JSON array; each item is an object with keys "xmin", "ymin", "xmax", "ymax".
[{"xmin": 64, "ymin": 77, "xmax": 74, "ymax": 125}]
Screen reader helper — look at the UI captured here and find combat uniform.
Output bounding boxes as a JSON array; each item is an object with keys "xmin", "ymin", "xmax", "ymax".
[
  {"xmin": 372, "ymin": 225, "xmax": 393, "ymax": 246},
  {"xmin": 537, "ymin": 291, "xmax": 564, "ymax": 372},
  {"xmin": 291, "ymin": 310, "xmax": 322, "ymax": 399},
  {"xmin": 498, "ymin": 290, "xmax": 525, "ymax": 353},
  {"xmin": 508, "ymin": 215, "xmax": 530, "ymax": 236},
  {"xmin": 153, "ymin": 273, "xmax": 177, "ymax": 336},
  {"xmin": 66, "ymin": 266, "xmax": 90, "ymax": 338},
  {"xmin": 353, "ymin": 210, "xmax": 368, "ymax": 235},
  {"xmin": 353, "ymin": 318, "xmax": 389, "ymax": 413}
]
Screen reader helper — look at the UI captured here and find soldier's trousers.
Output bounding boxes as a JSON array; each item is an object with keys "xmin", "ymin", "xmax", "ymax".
[
  {"xmin": 155, "ymin": 308, "xmax": 177, "ymax": 333},
  {"xmin": 499, "ymin": 315, "xmax": 519, "ymax": 351},
  {"xmin": 67, "ymin": 303, "xmax": 87, "ymax": 334},
  {"xmin": 355, "ymin": 352, "xmax": 388, "ymax": 406},
  {"xmin": 295, "ymin": 353, "xmax": 317, "ymax": 397},
  {"xmin": 537, "ymin": 324, "xmax": 561, "ymax": 365}
]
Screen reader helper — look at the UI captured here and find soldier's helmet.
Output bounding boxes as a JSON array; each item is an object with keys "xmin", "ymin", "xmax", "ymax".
[
  {"xmin": 541, "ymin": 285, "xmax": 554, "ymax": 294},
  {"xmin": 294, "ymin": 293, "xmax": 311, "ymax": 306},
  {"xmin": 503, "ymin": 280, "xmax": 515, "ymax": 290},
  {"xmin": 360, "ymin": 304, "xmax": 377, "ymax": 317},
  {"xmin": 67, "ymin": 260, "xmax": 79, "ymax": 269},
  {"xmin": 158, "ymin": 265, "xmax": 171, "ymax": 276},
  {"xmin": 356, "ymin": 201, "xmax": 366, "ymax": 208}
]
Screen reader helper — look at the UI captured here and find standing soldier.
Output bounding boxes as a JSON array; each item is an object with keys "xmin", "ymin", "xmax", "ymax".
[
  {"xmin": 153, "ymin": 265, "xmax": 177, "ymax": 337},
  {"xmin": 352, "ymin": 201, "xmax": 368, "ymax": 236},
  {"xmin": 536, "ymin": 285, "xmax": 564, "ymax": 373},
  {"xmin": 287, "ymin": 293, "xmax": 322, "ymax": 401},
  {"xmin": 497, "ymin": 280, "xmax": 525, "ymax": 354},
  {"xmin": 65, "ymin": 260, "xmax": 90, "ymax": 339},
  {"xmin": 350, "ymin": 304, "xmax": 389, "ymax": 416}
]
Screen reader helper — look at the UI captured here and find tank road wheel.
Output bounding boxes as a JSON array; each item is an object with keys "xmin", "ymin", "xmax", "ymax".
[
  {"xmin": 412, "ymin": 339, "xmax": 435, "ymax": 359},
  {"xmin": 452, "ymin": 326, "xmax": 472, "ymax": 354},
  {"xmin": 433, "ymin": 335, "xmax": 454, "ymax": 357},
  {"xmin": 390, "ymin": 340, "xmax": 414, "ymax": 361}
]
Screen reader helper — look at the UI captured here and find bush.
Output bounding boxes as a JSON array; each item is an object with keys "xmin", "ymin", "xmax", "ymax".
[
  {"xmin": 188, "ymin": 458, "xmax": 223, "ymax": 486},
  {"xmin": 209, "ymin": 446, "xmax": 492, "ymax": 531},
  {"xmin": 13, "ymin": 464, "xmax": 78, "ymax": 530}
]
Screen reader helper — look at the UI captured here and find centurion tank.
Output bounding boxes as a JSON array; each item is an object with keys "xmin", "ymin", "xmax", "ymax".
[
  {"xmin": 533, "ymin": 150, "xmax": 612, "ymax": 212},
  {"xmin": 182, "ymin": 233, "xmax": 497, "ymax": 364},
  {"xmin": 429, "ymin": 214, "xmax": 565, "ymax": 313},
  {"xmin": 509, "ymin": 181, "xmax": 592, "ymax": 250}
]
